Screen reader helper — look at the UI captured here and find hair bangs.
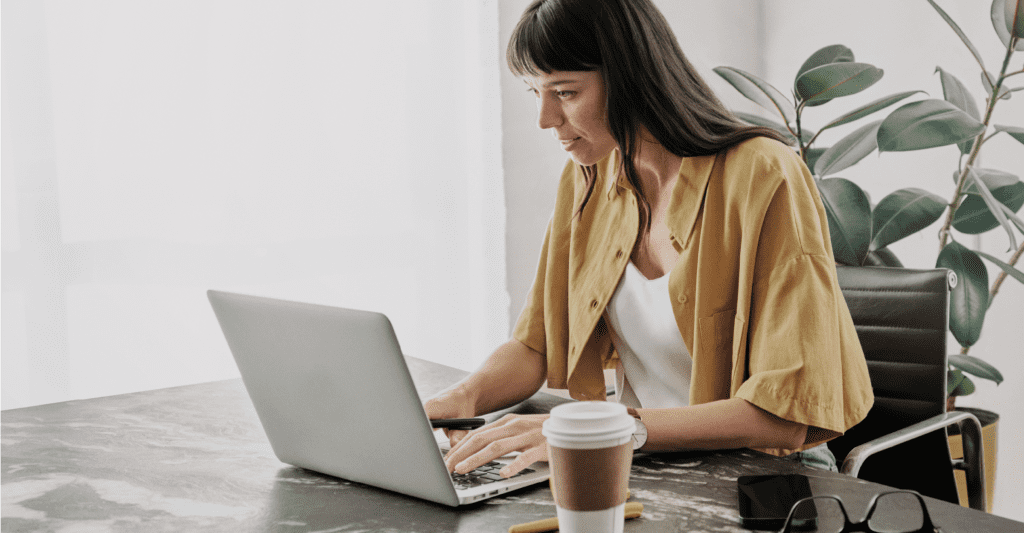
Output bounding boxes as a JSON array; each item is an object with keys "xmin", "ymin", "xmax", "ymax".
[{"xmin": 507, "ymin": 1, "xmax": 601, "ymax": 77}]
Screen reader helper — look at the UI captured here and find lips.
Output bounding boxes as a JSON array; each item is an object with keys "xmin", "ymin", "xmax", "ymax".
[{"xmin": 559, "ymin": 136, "xmax": 582, "ymax": 151}]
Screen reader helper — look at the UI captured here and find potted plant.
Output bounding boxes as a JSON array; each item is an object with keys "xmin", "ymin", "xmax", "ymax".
[{"xmin": 713, "ymin": 0, "xmax": 1023, "ymax": 511}]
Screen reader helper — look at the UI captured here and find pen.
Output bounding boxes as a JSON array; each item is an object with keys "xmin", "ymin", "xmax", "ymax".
[
  {"xmin": 508, "ymin": 501, "xmax": 643, "ymax": 533},
  {"xmin": 431, "ymin": 418, "xmax": 486, "ymax": 430}
]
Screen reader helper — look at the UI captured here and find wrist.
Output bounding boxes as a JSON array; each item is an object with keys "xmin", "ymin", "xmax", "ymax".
[{"xmin": 627, "ymin": 407, "xmax": 648, "ymax": 451}]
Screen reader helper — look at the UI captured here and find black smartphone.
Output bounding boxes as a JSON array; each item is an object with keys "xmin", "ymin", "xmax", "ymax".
[
  {"xmin": 737, "ymin": 474, "xmax": 817, "ymax": 530},
  {"xmin": 430, "ymin": 418, "xmax": 486, "ymax": 430}
]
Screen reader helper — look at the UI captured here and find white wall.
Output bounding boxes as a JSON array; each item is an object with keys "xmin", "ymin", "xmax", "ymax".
[
  {"xmin": 1, "ymin": 0, "xmax": 508, "ymax": 408},
  {"xmin": 763, "ymin": 1, "xmax": 1023, "ymax": 520}
]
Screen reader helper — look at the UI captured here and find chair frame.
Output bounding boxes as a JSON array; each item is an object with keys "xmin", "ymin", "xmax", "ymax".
[
  {"xmin": 836, "ymin": 265, "xmax": 986, "ymax": 512},
  {"xmin": 841, "ymin": 410, "xmax": 985, "ymax": 511}
]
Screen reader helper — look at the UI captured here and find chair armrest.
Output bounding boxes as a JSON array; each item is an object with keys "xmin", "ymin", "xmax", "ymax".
[{"xmin": 841, "ymin": 411, "xmax": 985, "ymax": 511}]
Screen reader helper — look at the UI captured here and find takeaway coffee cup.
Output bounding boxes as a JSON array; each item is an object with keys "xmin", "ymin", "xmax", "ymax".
[{"xmin": 542, "ymin": 401, "xmax": 635, "ymax": 533}]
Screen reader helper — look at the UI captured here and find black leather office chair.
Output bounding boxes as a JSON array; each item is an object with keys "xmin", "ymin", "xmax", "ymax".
[{"xmin": 829, "ymin": 265, "xmax": 986, "ymax": 511}]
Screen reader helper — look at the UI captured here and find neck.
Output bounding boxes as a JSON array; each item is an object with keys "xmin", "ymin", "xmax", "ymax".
[{"xmin": 631, "ymin": 130, "xmax": 682, "ymax": 205}]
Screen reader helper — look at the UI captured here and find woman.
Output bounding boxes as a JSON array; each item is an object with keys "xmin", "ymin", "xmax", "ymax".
[{"xmin": 425, "ymin": 0, "xmax": 873, "ymax": 478}]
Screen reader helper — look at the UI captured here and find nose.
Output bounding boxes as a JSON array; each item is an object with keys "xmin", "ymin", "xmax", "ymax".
[{"xmin": 536, "ymin": 94, "xmax": 563, "ymax": 130}]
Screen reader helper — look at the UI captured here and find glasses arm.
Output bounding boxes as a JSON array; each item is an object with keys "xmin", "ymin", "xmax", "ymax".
[{"xmin": 841, "ymin": 411, "xmax": 985, "ymax": 511}]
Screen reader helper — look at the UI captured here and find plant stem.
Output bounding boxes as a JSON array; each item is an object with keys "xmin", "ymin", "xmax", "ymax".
[
  {"xmin": 795, "ymin": 104, "xmax": 806, "ymax": 163},
  {"xmin": 938, "ymin": 40, "xmax": 1017, "ymax": 251},
  {"xmin": 961, "ymin": 239, "xmax": 1024, "ymax": 355}
]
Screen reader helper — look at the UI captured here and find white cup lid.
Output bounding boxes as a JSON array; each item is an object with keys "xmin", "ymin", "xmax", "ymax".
[{"xmin": 543, "ymin": 401, "xmax": 635, "ymax": 443}]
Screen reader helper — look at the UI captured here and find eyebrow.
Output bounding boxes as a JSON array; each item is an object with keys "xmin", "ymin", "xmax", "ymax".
[
  {"xmin": 543, "ymin": 79, "xmax": 579, "ymax": 88},
  {"xmin": 523, "ymin": 79, "xmax": 580, "ymax": 90}
]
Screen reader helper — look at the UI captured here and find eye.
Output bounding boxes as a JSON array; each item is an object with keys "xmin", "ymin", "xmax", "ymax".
[{"xmin": 555, "ymin": 90, "xmax": 575, "ymax": 99}]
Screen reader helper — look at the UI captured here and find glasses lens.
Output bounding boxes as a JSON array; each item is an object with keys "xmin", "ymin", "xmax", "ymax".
[
  {"xmin": 868, "ymin": 492, "xmax": 925, "ymax": 533},
  {"xmin": 789, "ymin": 498, "xmax": 843, "ymax": 533}
]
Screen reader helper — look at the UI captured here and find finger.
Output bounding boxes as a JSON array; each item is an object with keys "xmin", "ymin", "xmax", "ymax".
[
  {"xmin": 445, "ymin": 428, "xmax": 492, "ymax": 472},
  {"xmin": 498, "ymin": 443, "xmax": 546, "ymax": 478},
  {"xmin": 445, "ymin": 418, "xmax": 513, "ymax": 470},
  {"xmin": 448, "ymin": 429, "xmax": 468, "ymax": 447},
  {"xmin": 452, "ymin": 437, "xmax": 517, "ymax": 474}
]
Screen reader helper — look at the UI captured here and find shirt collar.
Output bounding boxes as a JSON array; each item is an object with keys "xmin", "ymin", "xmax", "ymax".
[
  {"xmin": 606, "ymin": 149, "xmax": 718, "ymax": 248},
  {"xmin": 665, "ymin": 152, "xmax": 717, "ymax": 248}
]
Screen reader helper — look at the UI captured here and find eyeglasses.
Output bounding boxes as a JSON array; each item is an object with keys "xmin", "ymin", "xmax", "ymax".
[{"xmin": 780, "ymin": 490, "xmax": 942, "ymax": 533}]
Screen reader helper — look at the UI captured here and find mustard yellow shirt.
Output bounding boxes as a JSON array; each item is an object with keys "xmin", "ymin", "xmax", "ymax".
[{"xmin": 513, "ymin": 137, "xmax": 873, "ymax": 454}]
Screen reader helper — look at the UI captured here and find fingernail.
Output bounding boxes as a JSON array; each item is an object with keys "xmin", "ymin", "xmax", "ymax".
[
  {"xmin": 500, "ymin": 467, "xmax": 511, "ymax": 478},
  {"xmin": 456, "ymin": 462, "xmax": 468, "ymax": 473}
]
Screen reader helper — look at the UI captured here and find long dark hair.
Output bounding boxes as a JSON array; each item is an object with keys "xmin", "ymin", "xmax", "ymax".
[{"xmin": 507, "ymin": 0, "xmax": 789, "ymax": 255}]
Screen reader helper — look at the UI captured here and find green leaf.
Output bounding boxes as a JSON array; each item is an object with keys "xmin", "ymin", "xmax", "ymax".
[
  {"xmin": 995, "ymin": 123, "xmax": 1024, "ymax": 145},
  {"xmin": 977, "ymin": 249, "xmax": 1024, "ymax": 287},
  {"xmin": 953, "ymin": 180, "xmax": 1024, "ymax": 234},
  {"xmin": 999, "ymin": 201, "xmax": 1024, "ymax": 233},
  {"xmin": 796, "ymin": 45, "xmax": 855, "ymax": 83},
  {"xmin": 817, "ymin": 178, "xmax": 872, "ymax": 266},
  {"xmin": 952, "ymin": 168, "xmax": 1020, "ymax": 194},
  {"xmin": 982, "ymin": 71, "xmax": 1013, "ymax": 100},
  {"xmin": 935, "ymin": 67, "xmax": 981, "ymax": 154},
  {"xmin": 863, "ymin": 247, "xmax": 904, "ymax": 267},
  {"xmin": 953, "ymin": 189, "xmax": 1021, "ymax": 233},
  {"xmin": 937, "ymin": 241, "xmax": 989, "ymax": 347},
  {"xmin": 935, "ymin": 68, "xmax": 981, "ymax": 120},
  {"xmin": 876, "ymin": 99, "xmax": 986, "ymax": 152},
  {"xmin": 734, "ymin": 112, "xmax": 805, "ymax": 143},
  {"xmin": 794, "ymin": 45, "xmax": 856, "ymax": 107},
  {"xmin": 804, "ymin": 147, "xmax": 828, "ymax": 174},
  {"xmin": 967, "ymin": 167, "xmax": 1018, "ymax": 250},
  {"xmin": 927, "ymin": 0, "xmax": 988, "ymax": 75},
  {"xmin": 795, "ymin": 63, "xmax": 884, "ymax": 106},
  {"xmin": 714, "ymin": 67, "xmax": 796, "ymax": 124},
  {"xmin": 1007, "ymin": 0, "xmax": 1024, "ymax": 38},
  {"xmin": 956, "ymin": 374, "xmax": 977, "ymax": 396},
  {"xmin": 870, "ymin": 188, "xmax": 947, "ymax": 251},
  {"xmin": 949, "ymin": 354, "xmax": 1004, "ymax": 384},
  {"xmin": 993, "ymin": 0, "xmax": 1024, "ymax": 50},
  {"xmin": 819, "ymin": 91, "xmax": 925, "ymax": 132},
  {"xmin": 814, "ymin": 120, "xmax": 881, "ymax": 177},
  {"xmin": 948, "ymin": 368, "xmax": 967, "ymax": 396}
]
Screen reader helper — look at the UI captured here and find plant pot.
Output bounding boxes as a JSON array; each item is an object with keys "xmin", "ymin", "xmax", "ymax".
[{"xmin": 947, "ymin": 407, "xmax": 998, "ymax": 512}]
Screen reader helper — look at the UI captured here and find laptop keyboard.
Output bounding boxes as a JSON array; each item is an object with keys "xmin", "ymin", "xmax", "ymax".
[{"xmin": 450, "ymin": 461, "xmax": 535, "ymax": 490}]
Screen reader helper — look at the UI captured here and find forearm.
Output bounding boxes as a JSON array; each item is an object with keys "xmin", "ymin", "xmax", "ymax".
[
  {"xmin": 638, "ymin": 397, "xmax": 808, "ymax": 452},
  {"xmin": 440, "ymin": 338, "xmax": 547, "ymax": 416}
]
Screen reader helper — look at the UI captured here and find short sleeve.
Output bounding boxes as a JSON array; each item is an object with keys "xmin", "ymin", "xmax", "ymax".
[{"xmin": 733, "ymin": 177, "xmax": 873, "ymax": 447}]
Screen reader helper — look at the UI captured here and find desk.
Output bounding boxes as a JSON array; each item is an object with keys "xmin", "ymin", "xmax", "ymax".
[{"xmin": 2, "ymin": 357, "xmax": 1020, "ymax": 532}]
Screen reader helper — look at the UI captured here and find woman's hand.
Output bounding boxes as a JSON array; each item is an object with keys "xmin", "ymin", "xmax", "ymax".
[
  {"xmin": 424, "ymin": 389, "xmax": 478, "ymax": 447},
  {"xmin": 443, "ymin": 414, "xmax": 549, "ymax": 478}
]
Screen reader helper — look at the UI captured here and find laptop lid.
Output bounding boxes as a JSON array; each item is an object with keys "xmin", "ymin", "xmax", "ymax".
[{"xmin": 208, "ymin": 290, "xmax": 466, "ymax": 506}]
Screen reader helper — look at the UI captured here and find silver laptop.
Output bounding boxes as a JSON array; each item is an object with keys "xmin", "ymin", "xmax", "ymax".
[{"xmin": 207, "ymin": 290, "xmax": 550, "ymax": 506}]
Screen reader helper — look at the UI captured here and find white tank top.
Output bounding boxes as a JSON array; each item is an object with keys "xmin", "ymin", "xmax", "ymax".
[{"xmin": 605, "ymin": 261, "xmax": 692, "ymax": 409}]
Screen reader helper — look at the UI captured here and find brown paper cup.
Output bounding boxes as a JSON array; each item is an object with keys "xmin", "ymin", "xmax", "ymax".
[
  {"xmin": 548, "ymin": 442, "xmax": 633, "ymax": 511},
  {"xmin": 542, "ymin": 402, "xmax": 636, "ymax": 533}
]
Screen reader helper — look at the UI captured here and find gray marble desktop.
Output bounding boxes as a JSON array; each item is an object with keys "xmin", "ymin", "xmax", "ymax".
[{"xmin": 2, "ymin": 357, "xmax": 1020, "ymax": 532}]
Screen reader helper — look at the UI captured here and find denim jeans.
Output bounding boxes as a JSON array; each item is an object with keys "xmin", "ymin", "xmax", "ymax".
[{"xmin": 786, "ymin": 443, "xmax": 838, "ymax": 472}]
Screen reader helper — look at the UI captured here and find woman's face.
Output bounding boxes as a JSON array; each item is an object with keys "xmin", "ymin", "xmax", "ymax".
[{"xmin": 523, "ymin": 70, "xmax": 617, "ymax": 166}]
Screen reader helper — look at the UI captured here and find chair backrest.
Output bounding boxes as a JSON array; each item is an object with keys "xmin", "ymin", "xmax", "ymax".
[{"xmin": 829, "ymin": 265, "xmax": 959, "ymax": 505}]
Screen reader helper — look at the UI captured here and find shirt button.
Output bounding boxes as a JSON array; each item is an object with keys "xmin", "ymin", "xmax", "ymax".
[
  {"xmin": 615, "ymin": 250, "xmax": 623, "ymax": 259},
  {"xmin": 590, "ymin": 300, "xmax": 599, "ymax": 309},
  {"xmin": 678, "ymin": 293, "xmax": 688, "ymax": 304}
]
